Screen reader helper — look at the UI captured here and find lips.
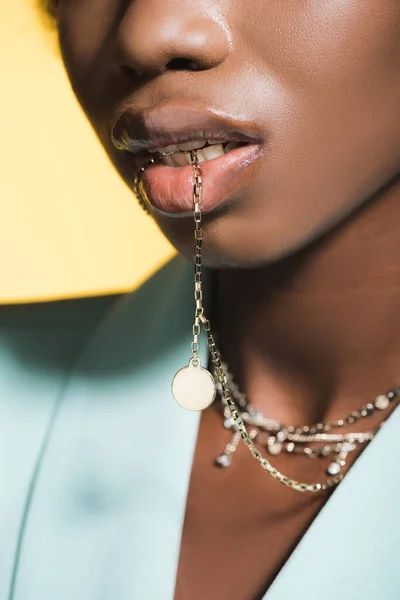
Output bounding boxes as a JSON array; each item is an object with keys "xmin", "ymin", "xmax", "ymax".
[
  {"xmin": 111, "ymin": 101, "xmax": 264, "ymax": 215},
  {"xmin": 139, "ymin": 144, "xmax": 262, "ymax": 215}
]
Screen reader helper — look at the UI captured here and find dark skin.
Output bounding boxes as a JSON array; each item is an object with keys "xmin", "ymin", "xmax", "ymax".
[{"xmin": 45, "ymin": 2, "xmax": 400, "ymax": 598}]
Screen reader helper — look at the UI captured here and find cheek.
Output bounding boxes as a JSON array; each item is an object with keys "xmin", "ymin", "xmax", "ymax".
[
  {"xmin": 241, "ymin": 1, "xmax": 400, "ymax": 82},
  {"xmin": 239, "ymin": 0, "xmax": 400, "ymax": 131},
  {"xmin": 58, "ymin": 0, "xmax": 119, "ymax": 108},
  {"xmin": 161, "ymin": 3, "xmax": 400, "ymax": 267},
  {"xmin": 244, "ymin": 3, "xmax": 400, "ymax": 251},
  {"xmin": 59, "ymin": 0, "xmax": 115, "ymax": 61}
]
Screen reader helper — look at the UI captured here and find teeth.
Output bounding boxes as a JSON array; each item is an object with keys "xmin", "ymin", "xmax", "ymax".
[
  {"xmin": 148, "ymin": 140, "xmax": 206, "ymax": 154},
  {"xmin": 175, "ymin": 140, "xmax": 207, "ymax": 151},
  {"xmin": 154, "ymin": 140, "xmax": 243, "ymax": 167},
  {"xmin": 162, "ymin": 154, "xmax": 176, "ymax": 167},
  {"xmin": 171, "ymin": 152, "xmax": 190, "ymax": 167},
  {"xmin": 202, "ymin": 144, "xmax": 225, "ymax": 161},
  {"xmin": 148, "ymin": 144, "xmax": 175, "ymax": 154},
  {"xmin": 164, "ymin": 150, "xmax": 206, "ymax": 167}
]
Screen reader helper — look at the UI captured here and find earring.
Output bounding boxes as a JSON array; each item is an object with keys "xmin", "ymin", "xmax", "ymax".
[{"xmin": 133, "ymin": 157, "xmax": 156, "ymax": 214}]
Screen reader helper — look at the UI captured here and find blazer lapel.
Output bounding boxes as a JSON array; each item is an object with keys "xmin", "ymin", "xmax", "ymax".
[
  {"xmin": 13, "ymin": 258, "xmax": 205, "ymax": 600},
  {"xmin": 265, "ymin": 404, "xmax": 400, "ymax": 600}
]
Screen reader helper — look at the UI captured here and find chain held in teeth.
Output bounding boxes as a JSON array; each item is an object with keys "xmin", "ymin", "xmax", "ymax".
[
  {"xmin": 170, "ymin": 152, "xmax": 345, "ymax": 493},
  {"xmin": 171, "ymin": 150, "xmax": 217, "ymax": 411}
]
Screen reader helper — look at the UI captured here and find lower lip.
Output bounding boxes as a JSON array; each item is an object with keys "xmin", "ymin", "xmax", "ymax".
[{"xmin": 138, "ymin": 144, "xmax": 262, "ymax": 216}]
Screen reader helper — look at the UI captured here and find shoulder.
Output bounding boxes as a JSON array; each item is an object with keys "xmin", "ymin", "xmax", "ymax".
[
  {"xmin": 73, "ymin": 256, "xmax": 194, "ymax": 374},
  {"xmin": 0, "ymin": 257, "xmax": 197, "ymax": 598},
  {"xmin": 0, "ymin": 256, "xmax": 192, "ymax": 378},
  {"xmin": 104, "ymin": 255, "xmax": 193, "ymax": 333},
  {"xmin": 0, "ymin": 292, "xmax": 121, "ymax": 372}
]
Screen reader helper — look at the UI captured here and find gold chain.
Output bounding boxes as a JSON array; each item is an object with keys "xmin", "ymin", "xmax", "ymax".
[{"xmin": 189, "ymin": 150, "xmax": 344, "ymax": 493}]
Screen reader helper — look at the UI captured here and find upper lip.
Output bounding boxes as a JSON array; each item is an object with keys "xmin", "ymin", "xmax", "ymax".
[{"xmin": 110, "ymin": 101, "xmax": 264, "ymax": 156}]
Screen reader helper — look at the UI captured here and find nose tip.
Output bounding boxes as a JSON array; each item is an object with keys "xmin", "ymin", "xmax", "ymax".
[{"xmin": 111, "ymin": 2, "xmax": 230, "ymax": 77}]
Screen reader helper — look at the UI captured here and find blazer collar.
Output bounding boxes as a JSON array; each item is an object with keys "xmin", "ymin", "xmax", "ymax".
[
  {"xmin": 15, "ymin": 256, "xmax": 400, "ymax": 600},
  {"xmin": 266, "ymin": 403, "xmax": 400, "ymax": 600}
]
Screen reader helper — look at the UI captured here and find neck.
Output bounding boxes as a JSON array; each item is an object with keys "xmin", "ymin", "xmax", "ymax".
[{"xmin": 214, "ymin": 176, "xmax": 400, "ymax": 425}]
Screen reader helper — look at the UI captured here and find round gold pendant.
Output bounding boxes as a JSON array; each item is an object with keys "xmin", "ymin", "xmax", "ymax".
[{"xmin": 172, "ymin": 358, "xmax": 216, "ymax": 411}]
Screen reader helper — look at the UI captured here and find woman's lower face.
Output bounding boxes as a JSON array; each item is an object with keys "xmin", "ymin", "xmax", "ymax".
[{"xmin": 58, "ymin": 0, "xmax": 400, "ymax": 268}]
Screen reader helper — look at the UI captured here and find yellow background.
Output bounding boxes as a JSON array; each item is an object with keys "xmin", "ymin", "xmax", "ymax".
[{"xmin": 0, "ymin": 0, "xmax": 174, "ymax": 304}]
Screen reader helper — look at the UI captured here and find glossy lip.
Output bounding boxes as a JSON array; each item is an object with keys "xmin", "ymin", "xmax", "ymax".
[
  {"xmin": 139, "ymin": 143, "xmax": 262, "ymax": 216},
  {"xmin": 110, "ymin": 100, "xmax": 264, "ymax": 156},
  {"xmin": 110, "ymin": 100, "xmax": 264, "ymax": 215}
]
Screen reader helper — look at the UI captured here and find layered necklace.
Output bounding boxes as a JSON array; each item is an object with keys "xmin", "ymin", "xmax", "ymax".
[
  {"xmin": 135, "ymin": 149, "xmax": 399, "ymax": 493},
  {"xmin": 213, "ymin": 359, "xmax": 399, "ymax": 477}
]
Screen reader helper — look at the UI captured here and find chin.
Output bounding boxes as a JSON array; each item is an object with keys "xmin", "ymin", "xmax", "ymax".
[{"xmin": 155, "ymin": 208, "xmax": 314, "ymax": 271}]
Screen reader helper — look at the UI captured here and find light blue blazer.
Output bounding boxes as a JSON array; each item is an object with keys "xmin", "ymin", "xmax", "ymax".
[{"xmin": 0, "ymin": 257, "xmax": 399, "ymax": 600}]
